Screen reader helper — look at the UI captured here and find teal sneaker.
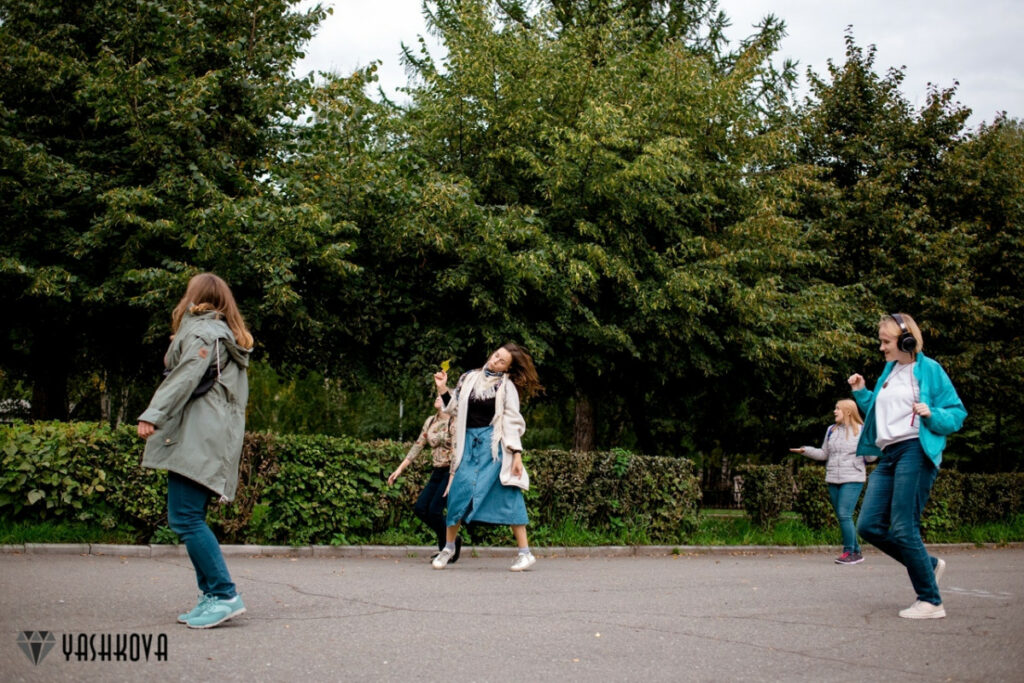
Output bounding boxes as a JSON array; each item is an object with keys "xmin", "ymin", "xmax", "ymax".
[
  {"xmin": 185, "ymin": 595, "xmax": 246, "ymax": 629},
  {"xmin": 177, "ymin": 594, "xmax": 214, "ymax": 624}
]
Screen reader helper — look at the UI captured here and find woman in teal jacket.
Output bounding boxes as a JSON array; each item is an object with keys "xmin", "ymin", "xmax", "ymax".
[
  {"xmin": 847, "ymin": 313, "xmax": 966, "ymax": 620},
  {"xmin": 138, "ymin": 273, "xmax": 252, "ymax": 629}
]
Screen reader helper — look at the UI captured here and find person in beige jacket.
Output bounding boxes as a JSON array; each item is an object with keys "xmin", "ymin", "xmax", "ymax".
[{"xmin": 388, "ymin": 396, "xmax": 460, "ymax": 561}]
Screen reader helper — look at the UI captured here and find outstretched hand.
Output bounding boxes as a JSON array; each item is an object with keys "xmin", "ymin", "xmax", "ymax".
[{"xmin": 847, "ymin": 373, "xmax": 866, "ymax": 392}]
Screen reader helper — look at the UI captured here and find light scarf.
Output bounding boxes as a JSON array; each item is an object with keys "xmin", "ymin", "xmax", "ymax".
[
  {"xmin": 447, "ymin": 368, "xmax": 523, "ymax": 473},
  {"xmin": 471, "ymin": 368, "xmax": 505, "ymax": 402}
]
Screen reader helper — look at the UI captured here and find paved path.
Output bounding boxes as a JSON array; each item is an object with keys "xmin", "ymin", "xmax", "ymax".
[{"xmin": 2, "ymin": 546, "xmax": 1022, "ymax": 682}]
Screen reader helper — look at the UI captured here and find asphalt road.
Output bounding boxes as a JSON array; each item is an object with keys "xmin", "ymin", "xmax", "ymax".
[{"xmin": 2, "ymin": 545, "xmax": 1022, "ymax": 682}]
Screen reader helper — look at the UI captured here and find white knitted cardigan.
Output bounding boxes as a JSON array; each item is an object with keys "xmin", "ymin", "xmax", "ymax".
[{"xmin": 445, "ymin": 369, "xmax": 526, "ymax": 477}]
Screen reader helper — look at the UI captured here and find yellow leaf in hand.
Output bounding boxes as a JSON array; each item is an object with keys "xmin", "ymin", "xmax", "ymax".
[{"xmin": 440, "ymin": 359, "xmax": 451, "ymax": 372}]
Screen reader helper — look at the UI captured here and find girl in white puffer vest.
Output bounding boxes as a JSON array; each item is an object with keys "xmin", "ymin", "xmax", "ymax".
[{"xmin": 791, "ymin": 399, "xmax": 876, "ymax": 565}]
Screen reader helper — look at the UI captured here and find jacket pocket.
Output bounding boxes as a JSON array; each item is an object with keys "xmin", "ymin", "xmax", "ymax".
[{"xmin": 155, "ymin": 413, "xmax": 183, "ymax": 447}]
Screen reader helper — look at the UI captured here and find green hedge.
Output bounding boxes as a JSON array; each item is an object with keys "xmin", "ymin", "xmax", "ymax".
[
  {"xmin": 736, "ymin": 464, "xmax": 795, "ymax": 529},
  {"xmin": 793, "ymin": 467, "xmax": 836, "ymax": 532},
  {"xmin": 791, "ymin": 464, "xmax": 1024, "ymax": 540},
  {"xmin": 0, "ymin": 422, "xmax": 701, "ymax": 545},
  {"xmin": 527, "ymin": 447, "xmax": 701, "ymax": 540},
  {"xmin": 0, "ymin": 420, "xmax": 147, "ymax": 530}
]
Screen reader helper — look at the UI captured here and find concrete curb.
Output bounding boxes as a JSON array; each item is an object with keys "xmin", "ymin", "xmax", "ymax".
[
  {"xmin": 1, "ymin": 541, "xmax": 1021, "ymax": 558},
  {"xmin": 24, "ymin": 543, "xmax": 91, "ymax": 555}
]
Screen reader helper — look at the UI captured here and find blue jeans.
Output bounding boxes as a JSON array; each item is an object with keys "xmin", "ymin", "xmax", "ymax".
[
  {"xmin": 414, "ymin": 466, "xmax": 450, "ymax": 551},
  {"xmin": 167, "ymin": 472, "xmax": 237, "ymax": 600},
  {"xmin": 856, "ymin": 440, "xmax": 941, "ymax": 605},
  {"xmin": 827, "ymin": 482, "xmax": 863, "ymax": 553}
]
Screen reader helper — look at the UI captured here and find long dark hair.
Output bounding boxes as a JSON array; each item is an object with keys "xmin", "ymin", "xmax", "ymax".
[{"xmin": 501, "ymin": 343, "xmax": 543, "ymax": 399}]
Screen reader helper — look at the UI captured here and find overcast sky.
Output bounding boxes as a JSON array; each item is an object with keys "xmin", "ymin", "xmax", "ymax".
[{"xmin": 293, "ymin": 0, "xmax": 1023, "ymax": 131}]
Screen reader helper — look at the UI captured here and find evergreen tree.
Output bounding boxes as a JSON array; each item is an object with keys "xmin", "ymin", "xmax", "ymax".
[{"xmin": 0, "ymin": 0, "xmax": 352, "ymax": 420}]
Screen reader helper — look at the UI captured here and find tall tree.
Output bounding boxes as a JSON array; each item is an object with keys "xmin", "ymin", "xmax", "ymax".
[
  {"xmin": 945, "ymin": 118, "xmax": 1024, "ymax": 469},
  {"xmin": 0, "ymin": 0, "xmax": 354, "ymax": 420},
  {"xmin": 393, "ymin": 0, "xmax": 859, "ymax": 454},
  {"xmin": 797, "ymin": 33, "xmax": 976, "ymax": 323}
]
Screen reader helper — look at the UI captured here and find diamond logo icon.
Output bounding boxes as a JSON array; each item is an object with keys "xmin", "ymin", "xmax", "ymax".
[{"xmin": 17, "ymin": 631, "xmax": 56, "ymax": 665}]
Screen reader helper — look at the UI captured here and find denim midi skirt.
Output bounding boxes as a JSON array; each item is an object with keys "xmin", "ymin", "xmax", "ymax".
[{"xmin": 446, "ymin": 426, "xmax": 528, "ymax": 526}]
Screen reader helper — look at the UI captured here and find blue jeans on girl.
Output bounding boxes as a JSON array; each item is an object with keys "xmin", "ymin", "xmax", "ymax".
[
  {"xmin": 167, "ymin": 472, "xmax": 237, "ymax": 600},
  {"xmin": 827, "ymin": 482, "xmax": 864, "ymax": 553}
]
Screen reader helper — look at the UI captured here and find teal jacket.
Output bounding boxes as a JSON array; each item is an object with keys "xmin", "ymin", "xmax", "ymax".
[
  {"xmin": 852, "ymin": 352, "xmax": 967, "ymax": 467},
  {"xmin": 138, "ymin": 312, "xmax": 251, "ymax": 500}
]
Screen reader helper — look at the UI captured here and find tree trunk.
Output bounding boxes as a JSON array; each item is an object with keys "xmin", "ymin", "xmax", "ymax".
[
  {"xmin": 100, "ymin": 371, "xmax": 111, "ymax": 425},
  {"xmin": 994, "ymin": 409, "xmax": 1002, "ymax": 472},
  {"xmin": 572, "ymin": 391, "xmax": 595, "ymax": 453},
  {"xmin": 115, "ymin": 383, "xmax": 132, "ymax": 429}
]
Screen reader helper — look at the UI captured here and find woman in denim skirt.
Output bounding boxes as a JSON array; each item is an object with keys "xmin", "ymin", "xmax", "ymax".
[{"xmin": 430, "ymin": 343, "xmax": 543, "ymax": 571}]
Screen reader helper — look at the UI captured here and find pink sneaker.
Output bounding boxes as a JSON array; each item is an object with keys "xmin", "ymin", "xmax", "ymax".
[{"xmin": 836, "ymin": 551, "xmax": 864, "ymax": 565}]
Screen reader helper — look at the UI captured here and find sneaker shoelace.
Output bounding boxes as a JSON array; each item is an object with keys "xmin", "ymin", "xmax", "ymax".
[{"xmin": 197, "ymin": 594, "xmax": 220, "ymax": 614}]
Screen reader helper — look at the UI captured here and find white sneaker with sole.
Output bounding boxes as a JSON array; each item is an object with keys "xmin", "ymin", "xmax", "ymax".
[
  {"xmin": 899, "ymin": 600, "xmax": 946, "ymax": 619},
  {"xmin": 510, "ymin": 552, "xmax": 536, "ymax": 572},
  {"xmin": 432, "ymin": 547, "xmax": 455, "ymax": 569}
]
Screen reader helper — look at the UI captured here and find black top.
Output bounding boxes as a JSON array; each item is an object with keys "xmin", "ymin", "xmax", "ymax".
[{"xmin": 440, "ymin": 391, "xmax": 495, "ymax": 429}]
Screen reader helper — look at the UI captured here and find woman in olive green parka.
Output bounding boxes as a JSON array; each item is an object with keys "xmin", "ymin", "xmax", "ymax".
[
  {"xmin": 137, "ymin": 273, "xmax": 252, "ymax": 629},
  {"xmin": 139, "ymin": 310, "xmax": 250, "ymax": 499}
]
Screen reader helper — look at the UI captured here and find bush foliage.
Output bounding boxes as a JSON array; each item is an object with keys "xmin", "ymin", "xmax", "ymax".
[
  {"xmin": 4, "ymin": 422, "xmax": 1020, "ymax": 545},
  {"xmin": 792, "ymin": 463, "xmax": 1024, "ymax": 541},
  {"xmin": 793, "ymin": 467, "xmax": 837, "ymax": 531},
  {"xmin": 0, "ymin": 422, "xmax": 700, "ymax": 545},
  {"xmin": 737, "ymin": 464, "xmax": 796, "ymax": 530}
]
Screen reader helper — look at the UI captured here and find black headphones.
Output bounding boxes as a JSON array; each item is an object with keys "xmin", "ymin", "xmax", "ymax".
[{"xmin": 889, "ymin": 313, "xmax": 918, "ymax": 353}]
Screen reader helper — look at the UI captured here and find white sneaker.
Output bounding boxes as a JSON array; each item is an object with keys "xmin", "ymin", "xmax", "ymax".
[
  {"xmin": 510, "ymin": 552, "xmax": 536, "ymax": 572},
  {"xmin": 934, "ymin": 558, "xmax": 946, "ymax": 584},
  {"xmin": 432, "ymin": 547, "xmax": 455, "ymax": 569},
  {"xmin": 899, "ymin": 600, "xmax": 946, "ymax": 619}
]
